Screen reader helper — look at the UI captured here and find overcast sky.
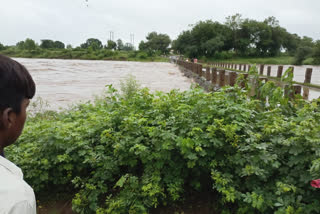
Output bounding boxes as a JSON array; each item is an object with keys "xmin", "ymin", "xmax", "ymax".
[{"xmin": 1, "ymin": 0, "xmax": 319, "ymax": 47}]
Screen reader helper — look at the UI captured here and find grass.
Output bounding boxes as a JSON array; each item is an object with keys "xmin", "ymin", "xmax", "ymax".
[
  {"xmin": 0, "ymin": 48, "xmax": 169, "ymax": 62},
  {"xmin": 208, "ymin": 56, "xmax": 295, "ymax": 65},
  {"xmin": 204, "ymin": 56, "xmax": 319, "ymax": 66}
]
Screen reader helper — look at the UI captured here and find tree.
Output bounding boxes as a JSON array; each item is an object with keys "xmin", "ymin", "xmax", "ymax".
[
  {"xmin": 16, "ymin": 41, "xmax": 25, "ymax": 49},
  {"xmin": 80, "ymin": 38, "xmax": 103, "ymax": 50},
  {"xmin": 283, "ymin": 33, "xmax": 300, "ymax": 56},
  {"xmin": 24, "ymin": 38, "xmax": 37, "ymax": 50},
  {"xmin": 293, "ymin": 46, "xmax": 313, "ymax": 65},
  {"xmin": 225, "ymin": 13, "xmax": 243, "ymax": 53},
  {"xmin": 0, "ymin": 43, "xmax": 4, "ymax": 51},
  {"xmin": 66, "ymin": 44, "xmax": 73, "ymax": 49},
  {"xmin": 106, "ymin": 40, "xmax": 117, "ymax": 50},
  {"xmin": 123, "ymin": 43, "xmax": 134, "ymax": 51},
  {"xmin": 40, "ymin": 40, "xmax": 65, "ymax": 49},
  {"xmin": 140, "ymin": 32, "xmax": 171, "ymax": 54},
  {"xmin": 40, "ymin": 40, "xmax": 55, "ymax": 49},
  {"xmin": 312, "ymin": 40, "xmax": 320, "ymax": 64},
  {"xmin": 117, "ymin": 39, "xmax": 124, "ymax": 51},
  {"xmin": 139, "ymin": 41, "xmax": 148, "ymax": 51},
  {"xmin": 54, "ymin": 41, "xmax": 65, "ymax": 49}
]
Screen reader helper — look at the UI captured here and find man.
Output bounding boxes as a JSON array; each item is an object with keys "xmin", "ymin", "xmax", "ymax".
[{"xmin": 0, "ymin": 55, "xmax": 36, "ymax": 213}]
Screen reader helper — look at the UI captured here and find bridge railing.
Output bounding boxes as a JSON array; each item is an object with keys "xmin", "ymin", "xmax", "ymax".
[{"xmin": 176, "ymin": 60, "xmax": 317, "ymax": 100}]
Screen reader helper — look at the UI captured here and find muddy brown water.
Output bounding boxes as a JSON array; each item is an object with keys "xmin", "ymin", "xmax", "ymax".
[
  {"xmin": 14, "ymin": 58, "xmax": 320, "ymax": 111},
  {"xmin": 15, "ymin": 58, "xmax": 193, "ymax": 110},
  {"xmin": 260, "ymin": 64, "xmax": 320, "ymax": 100}
]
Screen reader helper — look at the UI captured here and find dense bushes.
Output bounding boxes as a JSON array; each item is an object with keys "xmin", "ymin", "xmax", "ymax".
[
  {"xmin": 0, "ymin": 47, "xmax": 167, "ymax": 62},
  {"xmin": 6, "ymin": 75, "xmax": 320, "ymax": 213}
]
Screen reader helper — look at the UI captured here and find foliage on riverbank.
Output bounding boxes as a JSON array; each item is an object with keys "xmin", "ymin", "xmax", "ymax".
[
  {"xmin": 172, "ymin": 14, "xmax": 320, "ymax": 65},
  {"xmin": 5, "ymin": 71, "xmax": 320, "ymax": 214},
  {"xmin": 0, "ymin": 48, "xmax": 169, "ymax": 62},
  {"xmin": 203, "ymin": 55, "xmax": 320, "ymax": 66}
]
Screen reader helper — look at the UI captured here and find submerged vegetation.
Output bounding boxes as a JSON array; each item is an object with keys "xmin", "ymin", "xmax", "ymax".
[{"xmin": 6, "ymin": 69, "xmax": 320, "ymax": 213}]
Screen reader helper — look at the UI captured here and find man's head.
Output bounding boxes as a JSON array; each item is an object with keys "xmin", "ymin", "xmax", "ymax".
[{"xmin": 0, "ymin": 55, "xmax": 36, "ymax": 150}]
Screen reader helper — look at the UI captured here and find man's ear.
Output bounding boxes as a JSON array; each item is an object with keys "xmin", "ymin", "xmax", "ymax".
[{"xmin": 1, "ymin": 108, "xmax": 14, "ymax": 129}]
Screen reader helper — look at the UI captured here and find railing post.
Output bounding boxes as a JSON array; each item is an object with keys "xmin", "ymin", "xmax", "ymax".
[
  {"xmin": 212, "ymin": 67, "xmax": 218, "ymax": 85},
  {"xmin": 193, "ymin": 63, "xmax": 197, "ymax": 74},
  {"xmin": 267, "ymin": 66, "xmax": 271, "ymax": 76},
  {"xmin": 243, "ymin": 64, "xmax": 247, "ymax": 72},
  {"xmin": 303, "ymin": 87, "xmax": 310, "ymax": 100},
  {"xmin": 239, "ymin": 64, "xmax": 242, "ymax": 71},
  {"xmin": 293, "ymin": 85, "xmax": 302, "ymax": 97},
  {"xmin": 219, "ymin": 70, "xmax": 226, "ymax": 87},
  {"xmin": 277, "ymin": 66, "xmax": 283, "ymax": 78},
  {"xmin": 229, "ymin": 72, "xmax": 237, "ymax": 86},
  {"xmin": 206, "ymin": 67, "xmax": 211, "ymax": 81},
  {"xmin": 198, "ymin": 64, "xmax": 203, "ymax": 76},
  {"xmin": 304, "ymin": 68, "xmax": 313, "ymax": 83},
  {"xmin": 260, "ymin": 64, "xmax": 264, "ymax": 75}
]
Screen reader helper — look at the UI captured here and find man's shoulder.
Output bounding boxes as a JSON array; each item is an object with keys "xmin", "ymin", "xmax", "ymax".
[{"xmin": 0, "ymin": 165, "xmax": 36, "ymax": 207}]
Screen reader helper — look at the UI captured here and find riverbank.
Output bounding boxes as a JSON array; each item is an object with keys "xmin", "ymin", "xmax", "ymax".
[
  {"xmin": 0, "ymin": 48, "xmax": 169, "ymax": 62},
  {"xmin": 200, "ymin": 56, "xmax": 318, "ymax": 66}
]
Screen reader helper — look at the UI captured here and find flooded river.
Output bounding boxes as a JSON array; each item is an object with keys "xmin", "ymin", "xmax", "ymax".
[
  {"xmin": 14, "ymin": 58, "xmax": 320, "ymax": 111},
  {"xmin": 15, "ymin": 58, "xmax": 193, "ymax": 110},
  {"xmin": 261, "ymin": 65, "xmax": 320, "ymax": 85}
]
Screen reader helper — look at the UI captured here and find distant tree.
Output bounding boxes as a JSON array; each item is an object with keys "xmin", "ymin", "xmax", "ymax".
[
  {"xmin": 80, "ymin": 38, "xmax": 103, "ymax": 50},
  {"xmin": 40, "ymin": 40, "xmax": 55, "ymax": 49},
  {"xmin": 106, "ymin": 40, "xmax": 117, "ymax": 50},
  {"xmin": 172, "ymin": 15, "xmax": 314, "ymax": 59},
  {"xmin": 225, "ymin": 13, "xmax": 243, "ymax": 53},
  {"xmin": 0, "ymin": 42, "xmax": 5, "ymax": 51},
  {"xmin": 174, "ymin": 20, "xmax": 232, "ymax": 58},
  {"xmin": 293, "ymin": 46, "xmax": 313, "ymax": 65},
  {"xmin": 54, "ymin": 41, "xmax": 65, "ymax": 49},
  {"xmin": 312, "ymin": 40, "xmax": 320, "ymax": 65},
  {"xmin": 138, "ymin": 41, "xmax": 147, "ymax": 51},
  {"xmin": 16, "ymin": 41, "xmax": 25, "ymax": 49},
  {"xmin": 292, "ymin": 36, "xmax": 315, "ymax": 65},
  {"xmin": 299, "ymin": 36, "xmax": 314, "ymax": 48},
  {"xmin": 25, "ymin": 38, "xmax": 37, "ymax": 50},
  {"xmin": 66, "ymin": 44, "xmax": 73, "ymax": 49},
  {"xmin": 117, "ymin": 39, "xmax": 124, "ymax": 51},
  {"xmin": 171, "ymin": 30, "xmax": 193, "ymax": 55},
  {"xmin": 283, "ymin": 33, "xmax": 300, "ymax": 56},
  {"xmin": 140, "ymin": 32, "xmax": 171, "ymax": 54},
  {"xmin": 123, "ymin": 43, "xmax": 134, "ymax": 51}
]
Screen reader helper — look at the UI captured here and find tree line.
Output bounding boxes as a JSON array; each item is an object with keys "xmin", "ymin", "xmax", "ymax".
[
  {"xmin": 172, "ymin": 14, "xmax": 320, "ymax": 65},
  {"xmin": 0, "ymin": 32, "xmax": 171, "ymax": 55},
  {"xmin": 1, "ymin": 15, "xmax": 319, "ymax": 64}
]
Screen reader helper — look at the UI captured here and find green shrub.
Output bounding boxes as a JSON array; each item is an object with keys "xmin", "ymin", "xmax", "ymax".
[
  {"xmin": 214, "ymin": 51, "xmax": 234, "ymax": 60},
  {"xmin": 6, "ymin": 78, "xmax": 320, "ymax": 213},
  {"xmin": 312, "ymin": 42, "xmax": 320, "ymax": 65},
  {"xmin": 293, "ymin": 46, "xmax": 313, "ymax": 65},
  {"xmin": 0, "ymin": 42, "xmax": 5, "ymax": 50},
  {"xmin": 138, "ymin": 52, "xmax": 148, "ymax": 59}
]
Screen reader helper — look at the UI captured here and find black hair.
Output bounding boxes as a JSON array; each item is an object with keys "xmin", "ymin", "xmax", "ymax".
[{"xmin": 0, "ymin": 55, "xmax": 36, "ymax": 114}]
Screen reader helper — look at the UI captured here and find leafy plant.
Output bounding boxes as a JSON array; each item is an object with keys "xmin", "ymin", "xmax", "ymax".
[{"xmin": 5, "ymin": 79, "xmax": 320, "ymax": 213}]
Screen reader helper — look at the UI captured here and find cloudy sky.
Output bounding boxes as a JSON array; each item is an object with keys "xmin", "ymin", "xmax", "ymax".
[{"xmin": 1, "ymin": 0, "xmax": 319, "ymax": 47}]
